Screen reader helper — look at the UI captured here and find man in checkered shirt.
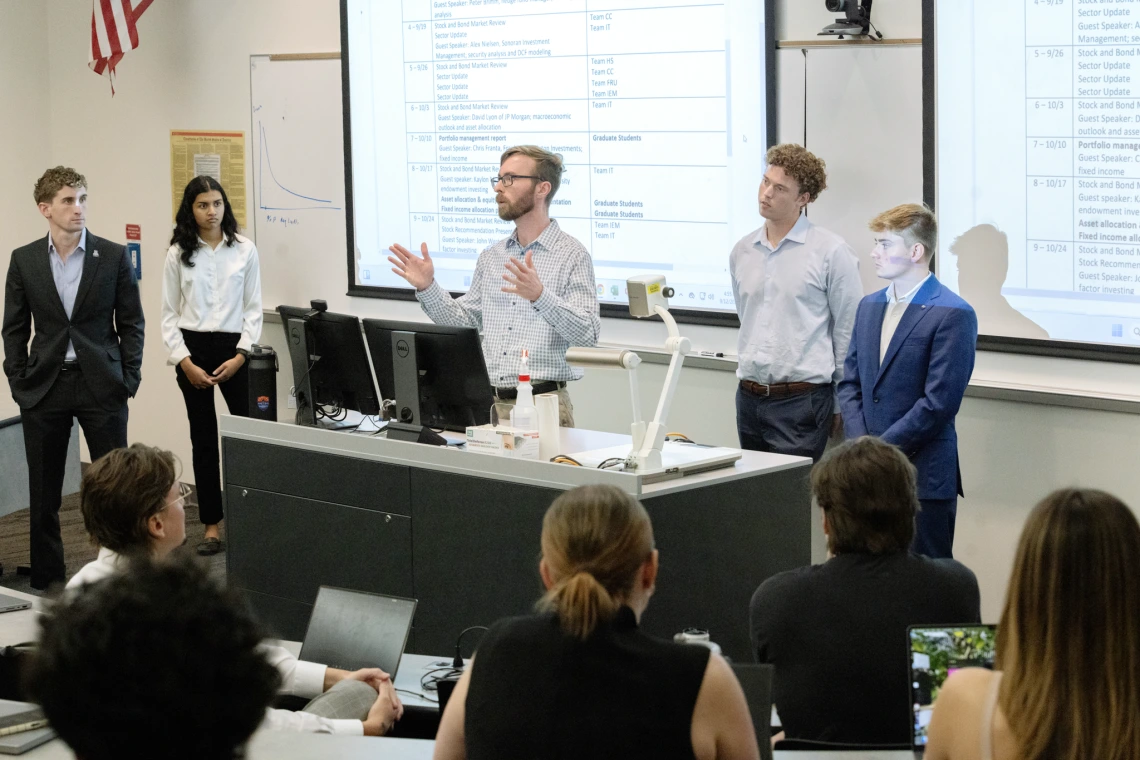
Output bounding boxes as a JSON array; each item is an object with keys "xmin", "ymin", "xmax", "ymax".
[{"xmin": 389, "ymin": 145, "xmax": 600, "ymax": 427}]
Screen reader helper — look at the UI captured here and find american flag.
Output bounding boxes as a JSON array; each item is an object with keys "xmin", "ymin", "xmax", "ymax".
[{"xmin": 89, "ymin": 0, "xmax": 155, "ymax": 92}]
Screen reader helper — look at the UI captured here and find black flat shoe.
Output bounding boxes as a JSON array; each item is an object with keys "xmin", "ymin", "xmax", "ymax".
[{"xmin": 196, "ymin": 537, "xmax": 223, "ymax": 556}]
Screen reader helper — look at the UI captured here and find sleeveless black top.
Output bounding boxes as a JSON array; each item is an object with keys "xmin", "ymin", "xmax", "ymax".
[{"xmin": 464, "ymin": 607, "xmax": 710, "ymax": 760}]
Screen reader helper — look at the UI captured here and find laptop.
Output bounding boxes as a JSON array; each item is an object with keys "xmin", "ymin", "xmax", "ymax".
[
  {"xmin": 909, "ymin": 624, "xmax": 997, "ymax": 751},
  {"xmin": 0, "ymin": 595, "xmax": 31, "ymax": 616},
  {"xmin": 0, "ymin": 700, "xmax": 54, "ymax": 755},
  {"xmin": 730, "ymin": 663, "xmax": 774, "ymax": 760},
  {"xmin": 298, "ymin": 587, "xmax": 416, "ymax": 678}
]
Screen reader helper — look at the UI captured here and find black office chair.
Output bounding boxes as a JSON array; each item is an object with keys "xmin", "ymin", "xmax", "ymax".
[
  {"xmin": 730, "ymin": 663, "xmax": 775, "ymax": 760},
  {"xmin": 773, "ymin": 738, "xmax": 912, "ymax": 751}
]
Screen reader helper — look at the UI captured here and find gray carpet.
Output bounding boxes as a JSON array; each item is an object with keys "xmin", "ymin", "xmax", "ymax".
[{"xmin": 0, "ymin": 487, "xmax": 226, "ymax": 596}]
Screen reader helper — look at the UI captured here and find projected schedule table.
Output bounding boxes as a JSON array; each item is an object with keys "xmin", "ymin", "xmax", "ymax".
[
  {"xmin": 399, "ymin": 0, "xmax": 734, "ymax": 306},
  {"xmin": 1025, "ymin": 0, "xmax": 1140, "ymax": 297}
]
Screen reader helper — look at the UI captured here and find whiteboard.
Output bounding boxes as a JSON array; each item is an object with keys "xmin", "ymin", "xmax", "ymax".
[{"xmin": 249, "ymin": 54, "xmax": 348, "ymax": 310}]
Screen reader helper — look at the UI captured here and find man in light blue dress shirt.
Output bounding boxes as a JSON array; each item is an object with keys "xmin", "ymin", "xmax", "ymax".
[{"xmin": 730, "ymin": 144, "xmax": 862, "ymax": 462}]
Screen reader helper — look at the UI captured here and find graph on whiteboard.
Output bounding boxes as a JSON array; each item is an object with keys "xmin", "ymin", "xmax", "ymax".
[
  {"xmin": 256, "ymin": 121, "xmax": 342, "ymax": 213},
  {"xmin": 249, "ymin": 54, "xmax": 346, "ymax": 244}
]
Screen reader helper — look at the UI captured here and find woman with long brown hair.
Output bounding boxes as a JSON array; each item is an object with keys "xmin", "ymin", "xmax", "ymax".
[
  {"xmin": 161, "ymin": 175, "xmax": 261, "ymax": 556},
  {"xmin": 433, "ymin": 484, "xmax": 759, "ymax": 760},
  {"xmin": 925, "ymin": 488, "xmax": 1140, "ymax": 760}
]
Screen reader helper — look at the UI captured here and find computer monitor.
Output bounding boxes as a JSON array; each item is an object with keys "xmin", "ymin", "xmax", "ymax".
[
  {"xmin": 362, "ymin": 319, "xmax": 494, "ymax": 432},
  {"xmin": 277, "ymin": 304, "xmax": 381, "ymax": 424}
]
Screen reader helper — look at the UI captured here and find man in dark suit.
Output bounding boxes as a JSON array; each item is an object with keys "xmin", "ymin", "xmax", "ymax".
[
  {"xmin": 2, "ymin": 166, "xmax": 144, "ymax": 589},
  {"xmin": 838, "ymin": 204, "xmax": 977, "ymax": 558}
]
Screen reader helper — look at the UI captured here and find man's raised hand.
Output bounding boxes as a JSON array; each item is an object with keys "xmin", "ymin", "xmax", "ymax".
[{"xmin": 388, "ymin": 242, "xmax": 435, "ymax": 291}]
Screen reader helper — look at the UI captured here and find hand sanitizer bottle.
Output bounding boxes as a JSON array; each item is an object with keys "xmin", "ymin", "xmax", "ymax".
[{"xmin": 509, "ymin": 349, "xmax": 538, "ymax": 431}]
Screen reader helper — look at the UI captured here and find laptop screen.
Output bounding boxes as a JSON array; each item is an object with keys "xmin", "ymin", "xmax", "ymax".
[
  {"xmin": 299, "ymin": 587, "xmax": 417, "ymax": 678},
  {"xmin": 909, "ymin": 624, "xmax": 997, "ymax": 750}
]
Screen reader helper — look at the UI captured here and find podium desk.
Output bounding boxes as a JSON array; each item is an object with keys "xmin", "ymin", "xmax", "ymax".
[{"xmin": 220, "ymin": 416, "xmax": 813, "ymax": 662}]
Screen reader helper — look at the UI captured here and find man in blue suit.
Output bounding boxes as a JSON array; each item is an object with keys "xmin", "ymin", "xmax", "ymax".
[{"xmin": 838, "ymin": 204, "xmax": 977, "ymax": 558}]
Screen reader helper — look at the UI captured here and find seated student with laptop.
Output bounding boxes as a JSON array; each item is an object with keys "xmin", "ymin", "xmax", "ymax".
[
  {"xmin": 750, "ymin": 436, "xmax": 980, "ymax": 745},
  {"xmin": 65, "ymin": 443, "xmax": 403, "ymax": 736},
  {"xmin": 433, "ymin": 484, "xmax": 760, "ymax": 760},
  {"xmin": 924, "ymin": 488, "xmax": 1140, "ymax": 760}
]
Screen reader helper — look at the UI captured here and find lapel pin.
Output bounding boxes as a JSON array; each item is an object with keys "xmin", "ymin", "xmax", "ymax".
[{"xmin": 93, "ymin": 250, "xmax": 99, "ymax": 258}]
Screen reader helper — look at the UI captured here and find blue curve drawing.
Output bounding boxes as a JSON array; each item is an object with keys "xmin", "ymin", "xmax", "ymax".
[{"xmin": 258, "ymin": 121, "xmax": 342, "ymax": 211}]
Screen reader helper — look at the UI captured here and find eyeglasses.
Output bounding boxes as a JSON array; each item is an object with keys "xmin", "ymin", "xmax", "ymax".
[
  {"xmin": 164, "ymin": 482, "xmax": 192, "ymax": 510},
  {"xmin": 490, "ymin": 174, "xmax": 542, "ymax": 188}
]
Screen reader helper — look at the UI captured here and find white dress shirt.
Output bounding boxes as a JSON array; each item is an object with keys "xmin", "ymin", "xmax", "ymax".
[
  {"xmin": 730, "ymin": 214, "xmax": 863, "ymax": 408},
  {"xmin": 65, "ymin": 549, "xmax": 362, "ymax": 735},
  {"xmin": 161, "ymin": 234, "xmax": 263, "ymax": 365},
  {"xmin": 879, "ymin": 274, "xmax": 932, "ymax": 365},
  {"xmin": 64, "ymin": 545, "xmax": 125, "ymax": 588},
  {"xmin": 416, "ymin": 219, "xmax": 601, "ymax": 387}
]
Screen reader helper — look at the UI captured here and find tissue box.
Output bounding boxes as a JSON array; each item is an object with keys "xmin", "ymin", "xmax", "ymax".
[{"xmin": 465, "ymin": 424, "xmax": 540, "ymax": 460}]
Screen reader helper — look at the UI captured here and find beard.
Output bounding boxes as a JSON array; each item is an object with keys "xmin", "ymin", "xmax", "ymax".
[{"xmin": 497, "ymin": 192, "xmax": 536, "ymax": 221}]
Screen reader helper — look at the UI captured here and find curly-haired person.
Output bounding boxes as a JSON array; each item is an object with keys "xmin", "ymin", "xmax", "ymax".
[{"xmin": 730, "ymin": 144, "xmax": 862, "ymax": 463}]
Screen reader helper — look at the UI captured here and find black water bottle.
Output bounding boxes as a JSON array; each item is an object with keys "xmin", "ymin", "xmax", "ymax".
[{"xmin": 246, "ymin": 344, "xmax": 278, "ymax": 421}]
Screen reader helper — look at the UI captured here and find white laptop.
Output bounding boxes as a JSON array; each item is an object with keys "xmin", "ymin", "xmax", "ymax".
[
  {"xmin": 0, "ymin": 595, "xmax": 31, "ymax": 616},
  {"xmin": 0, "ymin": 700, "xmax": 54, "ymax": 755}
]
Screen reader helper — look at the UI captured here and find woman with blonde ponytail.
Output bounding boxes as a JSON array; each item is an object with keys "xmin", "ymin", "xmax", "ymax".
[
  {"xmin": 433, "ymin": 484, "xmax": 759, "ymax": 760},
  {"xmin": 924, "ymin": 488, "xmax": 1140, "ymax": 760}
]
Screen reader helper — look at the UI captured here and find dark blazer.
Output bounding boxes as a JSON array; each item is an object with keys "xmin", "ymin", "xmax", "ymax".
[
  {"xmin": 2, "ymin": 231, "xmax": 145, "ymax": 410},
  {"xmin": 837, "ymin": 276, "xmax": 977, "ymax": 499}
]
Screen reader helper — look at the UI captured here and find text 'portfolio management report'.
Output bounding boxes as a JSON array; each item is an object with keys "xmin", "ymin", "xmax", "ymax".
[{"xmin": 350, "ymin": 0, "xmax": 768, "ymax": 311}]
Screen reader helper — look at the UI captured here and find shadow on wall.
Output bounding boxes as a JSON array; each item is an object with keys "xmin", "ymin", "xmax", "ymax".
[{"xmin": 950, "ymin": 224, "xmax": 1050, "ymax": 340}]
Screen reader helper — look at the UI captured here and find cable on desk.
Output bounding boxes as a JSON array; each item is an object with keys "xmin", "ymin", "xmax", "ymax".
[
  {"xmin": 420, "ymin": 666, "xmax": 462, "ymax": 696},
  {"xmin": 551, "ymin": 455, "xmax": 583, "ymax": 466},
  {"xmin": 396, "ymin": 688, "xmax": 437, "ymax": 703},
  {"xmin": 665, "ymin": 433, "xmax": 696, "ymax": 444},
  {"xmin": 597, "ymin": 457, "xmax": 625, "ymax": 470}
]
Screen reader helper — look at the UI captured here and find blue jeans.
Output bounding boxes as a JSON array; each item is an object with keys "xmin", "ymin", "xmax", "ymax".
[{"xmin": 735, "ymin": 383, "xmax": 833, "ymax": 462}]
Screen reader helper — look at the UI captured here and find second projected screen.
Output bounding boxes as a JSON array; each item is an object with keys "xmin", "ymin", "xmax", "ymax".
[
  {"xmin": 345, "ymin": 0, "xmax": 768, "ymax": 313},
  {"xmin": 936, "ymin": 0, "xmax": 1140, "ymax": 346}
]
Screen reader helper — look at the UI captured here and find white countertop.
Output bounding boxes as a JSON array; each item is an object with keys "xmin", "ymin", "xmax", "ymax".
[{"xmin": 220, "ymin": 415, "xmax": 809, "ymax": 498}]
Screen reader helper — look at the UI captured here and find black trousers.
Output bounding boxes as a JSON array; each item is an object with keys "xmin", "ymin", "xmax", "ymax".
[
  {"xmin": 735, "ymin": 383, "xmax": 834, "ymax": 463},
  {"xmin": 914, "ymin": 497, "xmax": 958, "ymax": 559},
  {"xmin": 175, "ymin": 330, "xmax": 249, "ymax": 526},
  {"xmin": 21, "ymin": 367, "xmax": 128, "ymax": 589}
]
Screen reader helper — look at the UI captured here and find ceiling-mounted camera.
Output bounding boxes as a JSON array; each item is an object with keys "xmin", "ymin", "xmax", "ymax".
[{"xmin": 819, "ymin": 0, "xmax": 879, "ymax": 39}]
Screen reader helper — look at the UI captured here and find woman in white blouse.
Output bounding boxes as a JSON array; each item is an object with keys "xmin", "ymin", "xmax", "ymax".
[{"xmin": 161, "ymin": 176, "xmax": 262, "ymax": 556}]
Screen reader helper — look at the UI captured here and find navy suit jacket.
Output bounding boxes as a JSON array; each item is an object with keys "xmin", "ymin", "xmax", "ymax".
[{"xmin": 837, "ymin": 276, "xmax": 977, "ymax": 500}]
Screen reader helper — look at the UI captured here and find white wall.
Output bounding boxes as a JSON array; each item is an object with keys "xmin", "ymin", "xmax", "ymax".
[
  {"xmin": 0, "ymin": 1, "xmax": 50, "ymax": 420},
  {"xmin": 7, "ymin": 0, "xmax": 1140, "ymax": 624}
]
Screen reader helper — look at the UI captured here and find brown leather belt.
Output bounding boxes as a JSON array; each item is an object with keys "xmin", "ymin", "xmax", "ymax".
[
  {"xmin": 740, "ymin": 379, "xmax": 829, "ymax": 398},
  {"xmin": 494, "ymin": 380, "xmax": 565, "ymax": 400}
]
